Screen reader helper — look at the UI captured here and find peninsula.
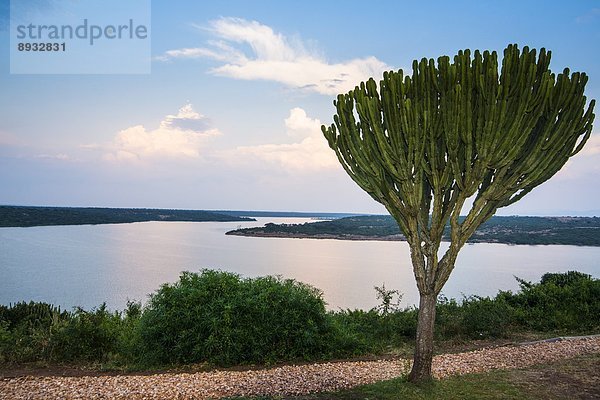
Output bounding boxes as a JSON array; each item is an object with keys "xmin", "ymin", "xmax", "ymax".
[{"xmin": 226, "ymin": 215, "xmax": 600, "ymax": 246}]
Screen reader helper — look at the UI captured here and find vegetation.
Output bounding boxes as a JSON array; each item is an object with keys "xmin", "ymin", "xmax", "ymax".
[
  {"xmin": 0, "ymin": 205, "xmax": 254, "ymax": 228},
  {"xmin": 0, "ymin": 270, "xmax": 598, "ymax": 369},
  {"xmin": 214, "ymin": 210, "xmax": 360, "ymax": 219},
  {"xmin": 321, "ymin": 44, "xmax": 595, "ymax": 380},
  {"xmin": 227, "ymin": 215, "xmax": 600, "ymax": 246},
  {"xmin": 137, "ymin": 270, "xmax": 339, "ymax": 366}
]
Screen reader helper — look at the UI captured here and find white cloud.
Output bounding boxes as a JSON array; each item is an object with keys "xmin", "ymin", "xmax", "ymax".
[
  {"xmin": 103, "ymin": 104, "xmax": 220, "ymax": 162},
  {"xmin": 157, "ymin": 17, "xmax": 391, "ymax": 95},
  {"xmin": 230, "ymin": 107, "xmax": 338, "ymax": 171}
]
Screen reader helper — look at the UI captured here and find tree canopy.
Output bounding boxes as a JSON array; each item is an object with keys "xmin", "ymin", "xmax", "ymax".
[{"xmin": 322, "ymin": 44, "xmax": 595, "ymax": 381}]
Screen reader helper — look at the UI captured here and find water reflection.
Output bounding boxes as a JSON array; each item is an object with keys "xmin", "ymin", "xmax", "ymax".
[{"xmin": 1, "ymin": 218, "xmax": 599, "ymax": 311}]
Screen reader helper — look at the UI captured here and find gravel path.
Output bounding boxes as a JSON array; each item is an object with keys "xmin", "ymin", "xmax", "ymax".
[{"xmin": 1, "ymin": 336, "xmax": 599, "ymax": 400}]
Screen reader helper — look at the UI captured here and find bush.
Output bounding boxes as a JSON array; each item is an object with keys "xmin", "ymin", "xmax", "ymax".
[
  {"xmin": 507, "ymin": 271, "xmax": 600, "ymax": 331},
  {"xmin": 540, "ymin": 271, "xmax": 592, "ymax": 286},
  {"xmin": 459, "ymin": 296, "xmax": 515, "ymax": 338},
  {"xmin": 48, "ymin": 303, "xmax": 123, "ymax": 362},
  {"xmin": 0, "ymin": 301, "xmax": 68, "ymax": 362},
  {"xmin": 434, "ymin": 295, "xmax": 463, "ymax": 339},
  {"xmin": 0, "ymin": 321, "xmax": 11, "ymax": 363},
  {"xmin": 0, "ymin": 270, "xmax": 597, "ymax": 368},
  {"xmin": 329, "ymin": 305, "xmax": 417, "ymax": 352},
  {"xmin": 0, "ymin": 301, "xmax": 141, "ymax": 364},
  {"xmin": 435, "ymin": 294, "xmax": 516, "ymax": 339},
  {"xmin": 137, "ymin": 269, "xmax": 340, "ymax": 366}
]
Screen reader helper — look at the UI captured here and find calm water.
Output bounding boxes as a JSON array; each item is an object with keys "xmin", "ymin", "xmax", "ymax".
[{"xmin": 1, "ymin": 218, "xmax": 599, "ymax": 311}]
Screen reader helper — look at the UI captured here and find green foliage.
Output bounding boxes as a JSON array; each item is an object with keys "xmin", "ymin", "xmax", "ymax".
[
  {"xmin": 0, "ymin": 270, "xmax": 597, "ymax": 368},
  {"xmin": 138, "ymin": 269, "xmax": 341, "ymax": 366},
  {"xmin": 540, "ymin": 271, "xmax": 592, "ymax": 286},
  {"xmin": 0, "ymin": 321, "xmax": 12, "ymax": 363},
  {"xmin": 435, "ymin": 295, "xmax": 515, "ymax": 339},
  {"xmin": 331, "ymin": 307, "xmax": 418, "ymax": 353},
  {"xmin": 0, "ymin": 205, "xmax": 253, "ymax": 228},
  {"xmin": 0, "ymin": 301, "xmax": 139, "ymax": 364},
  {"xmin": 374, "ymin": 283, "xmax": 403, "ymax": 315},
  {"xmin": 506, "ymin": 271, "xmax": 600, "ymax": 331},
  {"xmin": 229, "ymin": 215, "xmax": 600, "ymax": 246},
  {"xmin": 322, "ymin": 44, "xmax": 595, "ymax": 295},
  {"xmin": 0, "ymin": 301, "xmax": 68, "ymax": 362},
  {"xmin": 322, "ymin": 44, "xmax": 595, "ymax": 380},
  {"xmin": 333, "ymin": 271, "xmax": 599, "ymax": 347},
  {"xmin": 49, "ymin": 304, "xmax": 122, "ymax": 362}
]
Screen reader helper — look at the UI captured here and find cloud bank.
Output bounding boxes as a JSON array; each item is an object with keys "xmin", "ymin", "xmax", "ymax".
[
  {"xmin": 103, "ymin": 104, "xmax": 220, "ymax": 162},
  {"xmin": 231, "ymin": 107, "xmax": 337, "ymax": 171},
  {"xmin": 158, "ymin": 17, "xmax": 391, "ymax": 95}
]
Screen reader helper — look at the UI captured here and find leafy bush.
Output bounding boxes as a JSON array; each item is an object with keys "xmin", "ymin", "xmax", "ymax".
[
  {"xmin": 434, "ymin": 295, "xmax": 463, "ymax": 339},
  {"xmin": 0, "ymin": 301, "xmax": 140, "ymax": 364},
  {"xmin": 0, "ymin": 301, "xmax": 68, "ymax": 362},
  {"xmin": 0, "ymin": 321, "xmax": 12, "ymax": 363},
  {"xmin": 540, "ymin": 271, "xmax": 592, "ymax": 286},
  {"xmin": 459, "ymin": 296, "xmax": 515, "ymax": 338},
  {"xmin": 49, "ymin": 304, "xmax": 123, "ymax": 362},
  {"xmin": 507, "ymin": 271, "xmax": 600, "ymax": 331},
  {"xmin": 138, "ymin": 269, "xmax": 341, "ymax": 366},
  {"xmin": 0, "ymin": 270, "xmax": 597, "ymax": 368}
]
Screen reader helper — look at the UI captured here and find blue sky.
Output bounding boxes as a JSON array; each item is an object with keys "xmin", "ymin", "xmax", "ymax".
[{"xmin": 0, "ymin": 0, "xmax": 599, "ymax": 214}]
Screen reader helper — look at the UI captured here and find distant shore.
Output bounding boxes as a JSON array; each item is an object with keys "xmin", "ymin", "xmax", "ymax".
[
  {"xmin": 0, "ymin": 205, "xmax": 254, "ymax": 228},
  {"xmin": 226, "ymin": 230, "xmax": 407, "ymax": 241},
  {"xmin": 225, "ymin": 215, "xmax": 600, "ymax": 246},
  {"xmin": 225, "ymin": 230, "xmax": 518, "ymax": 244}
]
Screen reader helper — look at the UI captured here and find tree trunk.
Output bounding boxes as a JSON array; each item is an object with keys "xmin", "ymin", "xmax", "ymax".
[{"xmin": 408, "ymin": 292, "xmax": 437, "ymax": 382}]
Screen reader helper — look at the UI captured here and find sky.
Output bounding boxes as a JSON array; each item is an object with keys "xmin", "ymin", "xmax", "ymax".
[{"xmin": 0, "ymin": 0, "xmax": 599, "ymax": 215}]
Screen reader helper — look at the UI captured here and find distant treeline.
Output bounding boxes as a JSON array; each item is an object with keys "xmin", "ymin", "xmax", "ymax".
[
  {"xmin": 0, "ymin": 206, "xmax": 254, "ymax": 227},
  {"xmin": 213, "ymin": 210, "xmax": 362, "ymax": 219},
  {"xmin": 227, "ymin": 215, "xmax": 600, "ymax": 246}
]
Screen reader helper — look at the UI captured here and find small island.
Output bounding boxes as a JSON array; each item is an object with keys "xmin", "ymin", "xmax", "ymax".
[
  {"xmin": 0, "ymin": 205, "xmax": 254, "ymax": 228},
  {"xmin": 226, "ymin": 215, "xmax": 600, "ymax": 246}
]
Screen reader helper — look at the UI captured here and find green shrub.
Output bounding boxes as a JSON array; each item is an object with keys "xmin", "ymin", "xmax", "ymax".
[
  {"xmin": 0, "ymin": 320, "xmax": 11, "ymax": 363},
  {"xmin": 434, "ymin": 295, "xmax": 463, "ymax": 339},
  {"xmin": 329, "ymin": 305, "xmax": 417, "ymax": 352},
  {"xmin": 137, "ymin": 269, "xmax": 340, "ymax": 366},
  {"xmin": 0, "ymin": 301, "xmax": 64, "ymax": 329},
  {"xmin": 508, "ymin": 271, "xmax": 600, "ymax": 331},
  {"xmin": 459, "ymin": 296, "xmax": 515, "ymax": 338},
  {"xmin": 1, "ymin": 270, "xmax": 597, "ymax": 368},
  {"xmin": 540, "ymin": 271, "xmax": 592, "ymax": 286},
  {"xmin": 49, "ymin": 303, "xmax": 123, "ymax": 362},
  {"xmin": 115, "ymin": 301, "xmax": 143, "ymax": 363},
  {"xmin": 0, "ymin": 301, "xmax": 69, "ymax": 363}
]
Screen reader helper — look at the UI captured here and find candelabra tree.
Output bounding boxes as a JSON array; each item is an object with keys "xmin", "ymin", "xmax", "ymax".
[{"xmin": 322, "ymin": 44, "xmax": 595, "ymax": 382}]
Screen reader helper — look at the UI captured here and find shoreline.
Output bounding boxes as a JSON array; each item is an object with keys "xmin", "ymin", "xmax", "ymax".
[
  {"xmin": 225, "ymin": 230, "xmax": 407, "ymax": 242},
  {"xmin": 225, "ymin": 230, "xmax": 598, "ymax": 246}
]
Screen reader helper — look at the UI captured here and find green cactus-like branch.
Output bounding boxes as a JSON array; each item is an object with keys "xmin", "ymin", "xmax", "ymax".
[{"xmin": 322, "ymin": 44, "xmax": 595, "ymax": 294}]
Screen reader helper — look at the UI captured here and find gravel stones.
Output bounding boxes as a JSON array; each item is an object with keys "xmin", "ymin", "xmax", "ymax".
[{"xmin": 1, "ymin": 336, "xmax": 599, "ymax": 400}]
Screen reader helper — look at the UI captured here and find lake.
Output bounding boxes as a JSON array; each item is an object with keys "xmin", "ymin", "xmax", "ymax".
[{"xmin": 1, "ymin": 218, "xmax": 599, "ymax": 311}]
